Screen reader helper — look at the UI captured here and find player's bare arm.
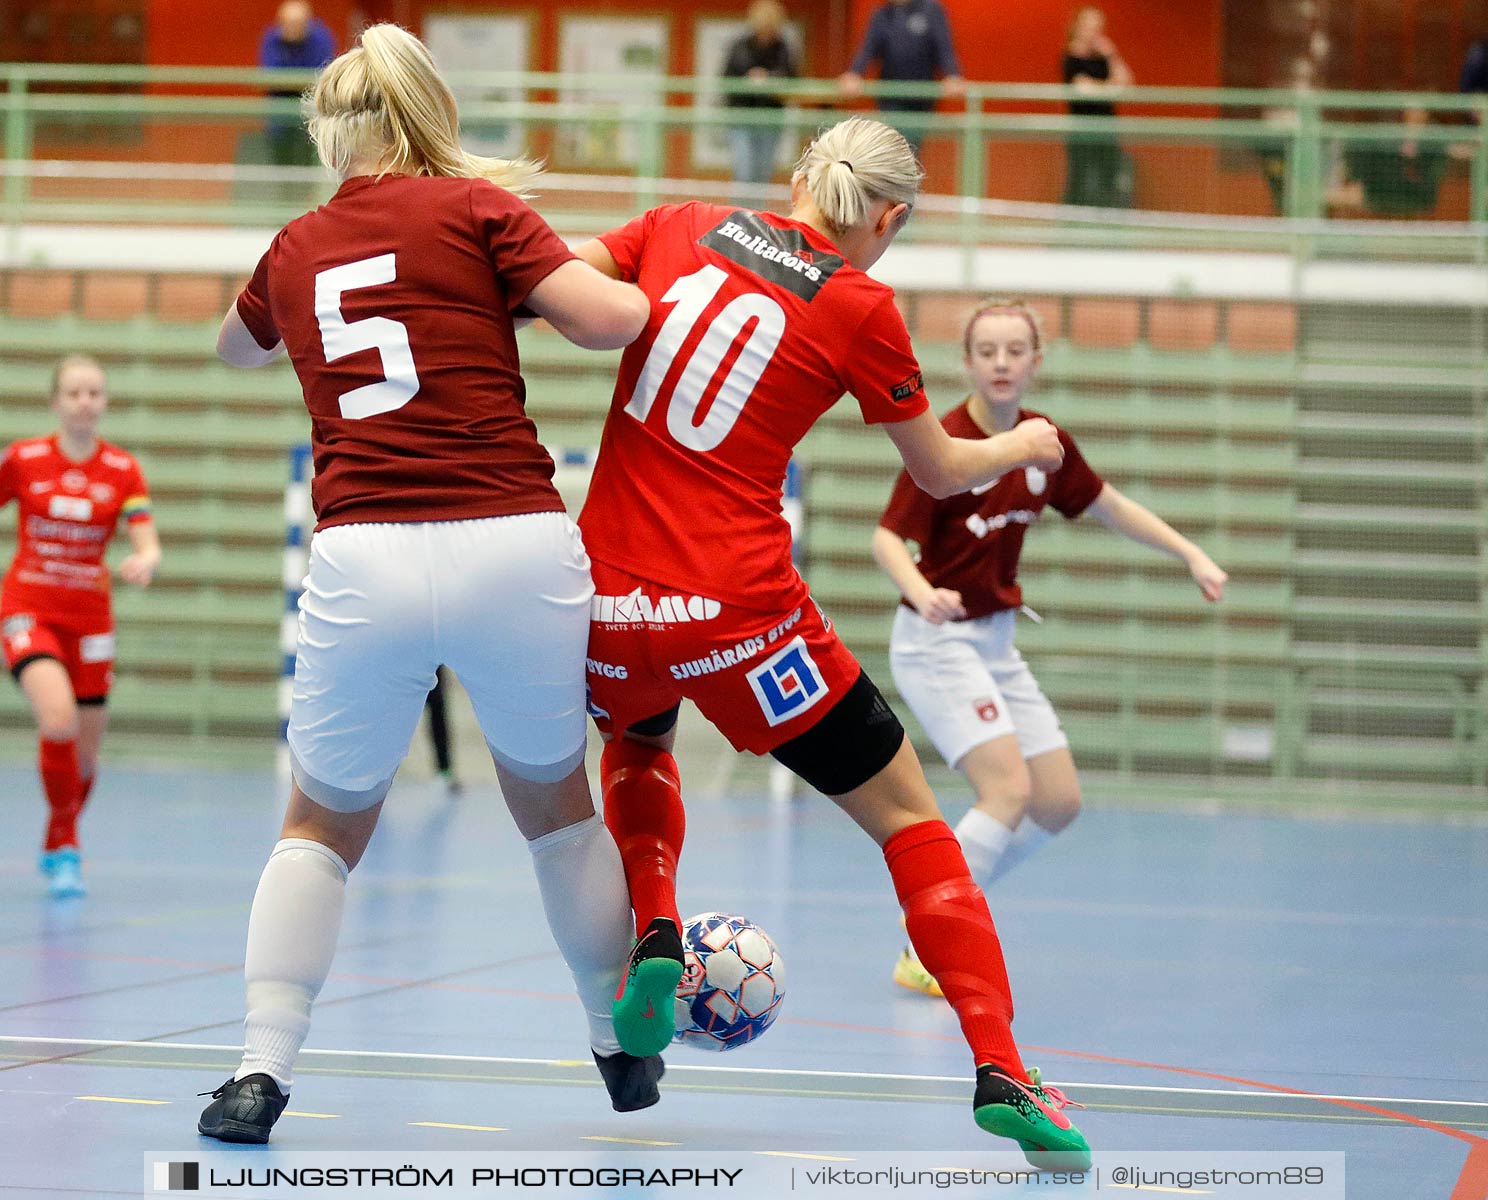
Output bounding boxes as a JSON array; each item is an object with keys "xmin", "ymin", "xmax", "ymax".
[
  {"xmin": 117, "ymin": 517, "xmax": 161, "ymax": 588},
  {"xmin": 217, "ymin": 302, "xmax": 284, "ymax": 368},
  {"xmin": 1086, "ymin": 482, "xmax": 1228, "ymax": 601},
  {"xmin": 870, "ymin": 525, "xmax": 966, "ymax": 624},
  {"xmin": 524, "ymin": 260, "xmax": 649, "ymax": 351},
  {"xmin": 883, "ymin": 409, "xmax": 1063, "ymax": 499},
  {"xmin": 572, "ymin": 238, "xmax": 625, "ymax": 280}
]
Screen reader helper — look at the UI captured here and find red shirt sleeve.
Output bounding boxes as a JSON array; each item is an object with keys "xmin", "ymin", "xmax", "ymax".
[
  {"xmin": 0, "ymin": 444, "xmax": 16, "ymax": 507},
  {"xmin": 1049, "ymin": 428, "xmax": 1104, "ymax": 518},
  {"xmin": 839, "ymin": 296, "xmax": 930, "ymax": 425},
  {"xmin": 597, "ymin": 203, "xmax": 693, "ymax": 283},
  {"xmin": 878, "ymin": 466, "xmax": 935, "ymax": 545},
  {"xmin": 235, "ymin": 245, "xmax": 280, "ymax": 352},
  {"xmin": 470, "ymin": 180, "xmax": 578, "ymax": 310},
  {"xmin": 121, "ymin": 457, "xmax": 152, "ymax": 524}
]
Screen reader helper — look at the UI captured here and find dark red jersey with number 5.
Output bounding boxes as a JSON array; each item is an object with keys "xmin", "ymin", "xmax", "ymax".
[
  {"xmin": 235, "ymin": 173, "xmax": 575, "ymax": 529},
  {"xmin": 580, "ymin": 202, "xmax": 929, "ymax": 610}
]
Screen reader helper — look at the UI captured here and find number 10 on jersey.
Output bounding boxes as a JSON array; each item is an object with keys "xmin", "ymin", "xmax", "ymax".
[{"xmin": 625, "ymin": 265, "xmax": 786, "ymax": 452}]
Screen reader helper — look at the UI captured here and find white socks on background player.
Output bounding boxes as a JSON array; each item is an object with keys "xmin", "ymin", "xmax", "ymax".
[
  {"xmin": 526, "ymin": 813, "xmax": 632, "ymax": 1056},
  {"xmin": 237, "ymin": 838, "xmax": 349, "ymax": 1090},
  {"xmin": 954, "ymin": 807, "xmax": 1053, "ymax": 888}
]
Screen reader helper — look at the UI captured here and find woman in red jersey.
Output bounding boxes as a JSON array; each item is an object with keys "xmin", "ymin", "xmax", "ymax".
[
  {"xmin": 876, "ymin": 298, "xmax": 1228, "ymax": 996},
  {"xmin": 0, "ymin": 354, "xmax": 160, "ymax": 900},
  {"xmin": 199, "ymin": 24, "xmax": 655, "ymax": 1143},
  {"xmin": 573, "ymin": 116, "xmax": 1091, "ymax": 1167}
]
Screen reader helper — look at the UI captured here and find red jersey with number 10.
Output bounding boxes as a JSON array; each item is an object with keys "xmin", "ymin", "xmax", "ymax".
[
  {"xmin": 579, "ymin": 202, "xmax": 929, "ymax": 610},
  {"xmin": 0, "ymin": 435, "xmax": 151, "ymax": 625}
]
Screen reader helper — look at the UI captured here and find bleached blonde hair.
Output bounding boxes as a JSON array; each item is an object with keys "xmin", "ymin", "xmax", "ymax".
[
  {"xmin": 51, "ymin": 353, "xmax": 106, "ymax": 397},
  {"xmin": 792, "ymin": 116, "xmax": 924, "ymax": 239},
  {"xmin": 306, "ymin": 23, "xmax": 540, "ymax": 196}
]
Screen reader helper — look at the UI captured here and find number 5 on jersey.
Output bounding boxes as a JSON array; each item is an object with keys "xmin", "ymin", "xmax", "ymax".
[
  {"xmin": 314, "ymin": 253, "xmax": 422, "ymax": 419},
  {"xmin": 625, "ymin": 265, "xmax": 785, "ymax": 451}
]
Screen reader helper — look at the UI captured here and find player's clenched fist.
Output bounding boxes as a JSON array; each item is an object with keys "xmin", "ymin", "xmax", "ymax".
[{"xmin": 1013, "ymin": 417, "xmax": 1064, "ymax": 471}]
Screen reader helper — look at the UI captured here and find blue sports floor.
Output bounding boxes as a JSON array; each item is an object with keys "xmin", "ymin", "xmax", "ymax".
[{"xmin": 0, "ymin": 761, "xmax": 1484, "ymax": 1199}]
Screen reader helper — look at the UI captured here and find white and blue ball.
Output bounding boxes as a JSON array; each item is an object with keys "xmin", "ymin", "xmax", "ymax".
[{"xmin": 673, "ymin": 912, "xmax": 785, "ymax": 1052}]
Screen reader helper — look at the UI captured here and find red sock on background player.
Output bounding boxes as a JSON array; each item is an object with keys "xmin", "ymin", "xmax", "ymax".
[
  {"xmin": 39, "ymin": 737, "xmax": 83, "ymax": 851},
  {"xmin": 600, "ymin": 738, "xmax": 685, "ymax": 937},
  {"xmin": 883, "ymin": 818, "xmax": 1028, "ymax": 1081}
]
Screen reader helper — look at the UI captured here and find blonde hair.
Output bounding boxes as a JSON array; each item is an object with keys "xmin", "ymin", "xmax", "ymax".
[
  {"xmin": 963, "ymin": 297, "xmax": 1045, "ymax": 355},
  {"xmin": 51, "ymin": 353, "xmax": 106, "ymax": 397},
  {"xmin": 306, "ymin": 23, "xmax": 540, "ymax": 196},
  {"xmin": 792, "ymin": 116, "xmax": 923, "ymax": 239}
]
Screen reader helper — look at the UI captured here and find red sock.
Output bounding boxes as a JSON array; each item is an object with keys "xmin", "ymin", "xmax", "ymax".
[
  {"xmin": 39, "ymin": 738, "xmax": 83, "ymax": 852},
  {"xmin": 600, "ymin": 739, "xmax": 685, "ymax": 938},
  {"xmin": 884, "ymin": 819, "xmax": 1028, "ymax": 1081}
]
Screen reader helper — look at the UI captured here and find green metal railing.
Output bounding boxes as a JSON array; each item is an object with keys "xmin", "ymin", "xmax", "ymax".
[{"xmin": 3, "ymin": 65, "xmax": 1487, "ymax": 244}]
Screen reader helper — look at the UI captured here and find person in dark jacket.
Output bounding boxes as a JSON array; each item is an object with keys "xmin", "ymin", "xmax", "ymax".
[
  {"xmin": 1060, "ymin": 6, "xmax": 1133, "ymax": 207},
  {"xmin": 258, "ymin": 1, "xmax": 337, "ymax": 169},
  {"xmin": 839, "ymin": 0, "xmax": 964, "ymax": 153},
  {"xmin": 721, "ymin": 1, "xmax": 800, "ymax": 193}
]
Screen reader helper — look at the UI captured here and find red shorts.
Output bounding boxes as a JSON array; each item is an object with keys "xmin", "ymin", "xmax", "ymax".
[
  {"xmin": 2, "ymin": 612, "xmax": 115, "ymax": 701},
  {"xmin": 585, "ymin": 560, "xmax": 862, "ymax": 755}
]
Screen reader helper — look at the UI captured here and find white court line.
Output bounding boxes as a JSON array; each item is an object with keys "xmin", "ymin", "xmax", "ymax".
[{"xmin": 4, "ymin": 1034, "xmax": 1484, "ymax": 1121}]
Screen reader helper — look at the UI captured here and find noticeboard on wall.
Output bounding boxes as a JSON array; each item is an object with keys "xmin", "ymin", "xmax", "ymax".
[
  {"xmin": 557, "ymin": 16, "xmax": 670, "ymax": 171},
  {"xmin": 692, "ymin": 18, "xmax": 807, "ymax": 174},
  {"xmin": 424, "ymin": 12, "xmax": 532, "ymax": 160}
]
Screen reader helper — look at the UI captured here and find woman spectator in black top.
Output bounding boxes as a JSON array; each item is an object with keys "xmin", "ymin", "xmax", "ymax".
[
  {"xmin": 721, "ymin": 0, "xmax": 800, "ymax": 197},
  {"xmin": 1061, "ymin": 6, "xmax": 1133, "ymax": 207}
]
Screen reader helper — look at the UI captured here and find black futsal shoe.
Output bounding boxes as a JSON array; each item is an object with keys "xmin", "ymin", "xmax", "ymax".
[
  {"xmin": 197, "ymin": 1073, "xmax": 290, "ymax": 1143},
  {"xmin": 593, "ymin": 1049, "xmax": 665, "ymax": 1112}
]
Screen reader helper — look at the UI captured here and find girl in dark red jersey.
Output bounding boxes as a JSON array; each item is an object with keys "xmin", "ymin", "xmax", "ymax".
[
  {"xmin": 573, "ymin": 118, "xmax": 1090, "ymax": 1166},
  {"xmin": 199, "ymin": 24, "xmax": 656, "ymax": 1142},
  {"xmin": 875, "ymin": 299, "xmax": 1228, "ymax": 995},
  {"xmin": 0, "ymin": 354, "xmax": 160, "ymax": 899}
]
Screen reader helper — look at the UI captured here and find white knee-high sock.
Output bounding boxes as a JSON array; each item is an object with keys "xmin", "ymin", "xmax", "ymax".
[
  {"xmin": 236, "ymin": 837, "xmax": 349, "ymax": 1089},
  {"xmin": 527, "ymin": 813, "xmax": 632, "ymax": 1056},
  {"xmin": 987, "ymin": 817, "xmax": 1053, "ymax": 885},
  {"xmin": 952, "ymin": 807, "xmax": 1016, "ymax": 884}
]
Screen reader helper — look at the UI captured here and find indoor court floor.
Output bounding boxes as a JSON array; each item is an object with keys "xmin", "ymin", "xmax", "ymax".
[{"xmin": 0, "ymin": 760, "xmax": 1483, "ymax": 1199}]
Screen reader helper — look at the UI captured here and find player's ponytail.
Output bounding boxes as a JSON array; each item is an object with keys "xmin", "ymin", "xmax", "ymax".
[
  {"xmin": 306, "ymin": 23, "xmax": 540, "ymax": 197},
  {"xmin": 793, "ymin": 117, "xmax": 923, "ymax": 239}
]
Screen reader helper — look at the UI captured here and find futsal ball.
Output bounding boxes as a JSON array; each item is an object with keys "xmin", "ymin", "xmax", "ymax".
[{"xmin": 673, "ymin": 911, "xmax": 785, "ymax": 1051}]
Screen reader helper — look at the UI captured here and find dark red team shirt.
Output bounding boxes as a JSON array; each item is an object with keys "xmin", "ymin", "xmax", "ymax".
[
  {"xmin": 579, "ymin": 202, "xmax": 930, "ymax": 611},
  {"xmin": 879, "ymin": 403, "xmax": 1104, "ymax": 619},
  {"xmin": 0, "ymin": 435, "xmax": 152, "ymax": 626},
  {"xmin": 236, "ymin": 173, "xmax": 577, "ymax": 528}
]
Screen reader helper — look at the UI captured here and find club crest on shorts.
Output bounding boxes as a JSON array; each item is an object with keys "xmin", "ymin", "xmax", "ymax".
[
  {"xmin": 974, "ymin": 697, "xmax": 1000, "ymax": 722},
  {"xmin": 746, "ymin": 635, "xmax": 828, "ymax": 727}
]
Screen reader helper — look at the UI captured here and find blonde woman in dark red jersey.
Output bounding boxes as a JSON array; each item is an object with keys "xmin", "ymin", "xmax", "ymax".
[
  {"xmin": 875, "ymin": 299, "xmax": 1228, "ymax": 996},
  {"xmin": 199, "ymin": 24, "xmax": 656, "ymax": 1142},
  {"xmin": 0, "ymin": 355, "xmax": 160, "ymax": 899},
  {"xmin": 571, "ymin": 118, "xmax": 1091, "ymax": 1167}
]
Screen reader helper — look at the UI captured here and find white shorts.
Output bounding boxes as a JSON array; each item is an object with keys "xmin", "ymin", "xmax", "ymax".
[
  {"xmin": 889, "ymin": 606, "xmax": 1068, "ymax": 770},
  {"xmin": 288, "ymin": 512, "xmax": 593, "ymax": 811}
]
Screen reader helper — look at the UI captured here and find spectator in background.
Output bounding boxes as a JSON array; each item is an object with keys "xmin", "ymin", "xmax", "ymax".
[
  {"xmin": 1339, "ymin": 106, "xmax": 1448, "ymax": 217},
  {"xmin": 721, "ymin": 0, "xmax": 800, "ymax": 198},
  {"xmin": 1460, "ymin": 32, "xmax": 1488, "ymax": 110},
  {"xmin": 1061, "ymin": 6, "xmax": 1133, "ymax": 207},
  {"xmin": 839, "ymin": 0, "xmax": 965, "ymax": 154},
  {"xmin": 259, "ymin": 1, "xmax": 337, "ymax": 169}
]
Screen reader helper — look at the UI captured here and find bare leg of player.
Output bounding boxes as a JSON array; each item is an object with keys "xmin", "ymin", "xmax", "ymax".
[{"xmin": 830, "ymin": 737, "xmax": 1091, "ymax": 1169}]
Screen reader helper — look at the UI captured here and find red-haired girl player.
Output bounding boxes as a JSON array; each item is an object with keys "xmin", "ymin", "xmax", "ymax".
[
  {"xmin": 0, "ymin": 354, "xmax": 161, "ymax": 898},
  {"xmin": 875, "ymin": 299, "xmax": 1227, "ymax": 995}
]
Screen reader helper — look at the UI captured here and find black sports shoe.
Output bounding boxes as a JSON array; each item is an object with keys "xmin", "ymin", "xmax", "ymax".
[
  {"xmin": 197, "ymin": 1073, "xmax": 290, "ymax": 1143},
  {"xmin": 592, "ymin": 1049, "xmax": 665, "ymax": 1112}
]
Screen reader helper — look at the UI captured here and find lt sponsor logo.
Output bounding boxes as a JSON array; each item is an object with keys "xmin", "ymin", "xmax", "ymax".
[
  {"xmin": 592, "ymin": 588, "xmax": 721, "ymax": 627},
  {"xmin": 47, "ymin": 494, "xmax": 94, "ymax": 522},
  {"xmin": 746, "ymin": 635, "xmax": 828, "ymax": 727},
  {"xmin": 964, "ymin": 509, "xmax": 1039, "ymax": 539}
]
